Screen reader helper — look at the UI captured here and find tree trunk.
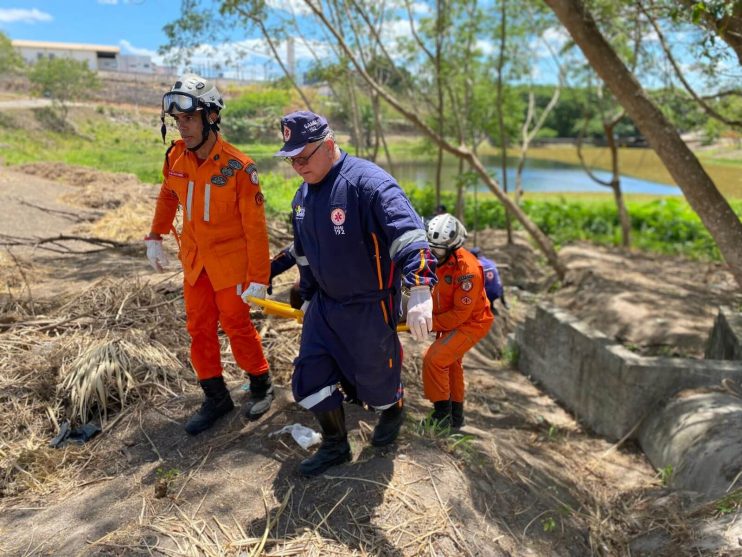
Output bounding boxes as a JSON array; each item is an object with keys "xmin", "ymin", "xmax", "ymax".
[
  {"xmin": 604, "ymin": 120, "xmax": 630, "ymax": 247},
  {"xmin": 545, "ymin": 0, "xmax": 742, "ymax": 289},
  {"xmin": 496, "ymin": 0, "xmax": 512, "ymax": 244}
]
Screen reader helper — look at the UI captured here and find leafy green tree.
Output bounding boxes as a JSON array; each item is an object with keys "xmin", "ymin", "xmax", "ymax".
[
  {"xmin": 28, "ymin": 58, "xmax": 100, "ymax": 121},
  {"xmin": 221, "ymin": 87, "xmax": 291, "ymax": 143},
  {"xmin": 0, "ymin": 31, "xmax": 24, "ymax": 75}
]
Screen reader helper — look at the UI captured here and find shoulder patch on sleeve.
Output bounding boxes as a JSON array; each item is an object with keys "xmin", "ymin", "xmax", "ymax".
[{"xmin": 245, "ymin": 163, "xmax": 259, "ymax": 185}]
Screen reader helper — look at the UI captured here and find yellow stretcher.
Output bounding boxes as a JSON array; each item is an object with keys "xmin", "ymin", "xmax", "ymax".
[{"xmin": 246, "ymin": 296, "xmax": 410, "ymax": 332}]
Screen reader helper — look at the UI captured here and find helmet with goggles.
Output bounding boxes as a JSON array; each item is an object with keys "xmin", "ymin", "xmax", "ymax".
[
  {"xmin": 160, "ymin": 74, "xmax": 224, "ymax": 149},
  {"xmin": 162, "ymin": 74, "xmax": 224, "ymax": 116},
  {"xmin": 426, "ymin": 213, "xmax": 467, "ymax": 255}
]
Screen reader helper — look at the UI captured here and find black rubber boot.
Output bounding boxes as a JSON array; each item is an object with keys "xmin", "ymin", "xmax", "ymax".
[
  {"xmin": 451, "ymin": 401, "xmax": 464, "ymax": 429},
  {"xmin": 372, "ymin": 400, "xmax": 405, "ymax": 447},
  {"xmin": 185, "ymin": 376, "xmax": 234, "ymax": 435},
  {"xmin": 428, "ymin": 400, "xmax": 452, "ymax": 429},
  {"xmin": 299, "ymin": 406, "xmax": 351, "ymax": 477},
  {"xmin": 242, "ymin": 372, "xmax": 274, "ymax": 420}
]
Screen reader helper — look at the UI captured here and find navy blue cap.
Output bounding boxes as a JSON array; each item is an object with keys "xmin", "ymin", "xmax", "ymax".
[{"xmin": 274, "ymin": 111, "xmax": 329, "ymax": 157}]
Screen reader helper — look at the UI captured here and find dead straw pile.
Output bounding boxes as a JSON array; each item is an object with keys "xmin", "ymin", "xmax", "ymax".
[{"xmin": 0, "ymin": 276, "xmax": 189, "ymax": 499}]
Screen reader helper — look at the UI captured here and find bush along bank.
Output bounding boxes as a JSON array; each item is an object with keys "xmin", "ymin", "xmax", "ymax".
[{"xmin": 403, "ymin": 185, "xmax": 742, "ymax": 262}]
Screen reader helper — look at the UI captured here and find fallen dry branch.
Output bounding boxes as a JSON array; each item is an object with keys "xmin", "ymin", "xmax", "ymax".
[{"xmin": 0, "ymin": 233, "xmax": 129, "ymax": 254}]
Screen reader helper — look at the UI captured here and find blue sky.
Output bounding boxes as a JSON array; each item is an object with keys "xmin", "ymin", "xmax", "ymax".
[
  {"xmin": 0, "ymin": 1, "xmax": 175, "ymax": 57},
  {"xmin": 1, "ymin": 1, "xmax": 736, "ymax": 91},
  {"xmin": 0, "ymin": 1, "xmax": 334, "ymax": 80}
]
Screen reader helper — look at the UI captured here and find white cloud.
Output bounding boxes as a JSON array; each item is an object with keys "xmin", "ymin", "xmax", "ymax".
[
  {"xmin": 0, "ymin": 8, "xmax": 52, "ymax": 23},
  {"xmin": 119, "ymin": 40, "xmax": 156, "ymax": 57},
  {"xmin": 265, "ymin": 0, "xmax": 313, "ymax": 16},
  {"xmin": 97, "ymin": 0, "xmax": 119, "ymax": 5},
  {"xmin": 408, "ymin": 2, "xmax": 431, "ymax": 16}
]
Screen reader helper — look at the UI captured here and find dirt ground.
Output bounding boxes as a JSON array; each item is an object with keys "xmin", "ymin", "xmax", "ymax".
[{"xmin": 1, "ymin": 163, "xmax": 741, "ymax": 556}]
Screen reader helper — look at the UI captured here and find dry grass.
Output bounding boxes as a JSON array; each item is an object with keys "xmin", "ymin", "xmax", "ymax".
[
  {"xmin": 60, "ymin": 334, "xmax": 183, "ymax": 424},
  {"xmin": 0, "ymin": 277, "xmax": 190, "ymax": 499},
  {"xmin": 87, "ymin": 199, "xmax": 154, "ymax": 243}
]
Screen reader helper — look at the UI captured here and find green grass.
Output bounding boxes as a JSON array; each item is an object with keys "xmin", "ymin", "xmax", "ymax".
[
  {"xmin": 405, "ymin": 184, "xmax": 742, "ymax": 261},
  {"xmin": 3, "ymin": 105, "xmax": 739, "ymax": 263},
  {"xmin": 0, "ymin": 107, "xmax": 165, "ymax": 183}
]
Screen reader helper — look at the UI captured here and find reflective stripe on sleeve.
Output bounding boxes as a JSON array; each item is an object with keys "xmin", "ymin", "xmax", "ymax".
[
  {"xmin": 297, "ymin": 384, "xmax": 337, "ymax": 409},
  {"xmin": 203, "ymin": 183, "xmax": 211, "ymax": 222},
  {"xmin": 296, "ymin": 255, "xmax": 309, "ymax": 266},
  {"xmin": 186, "ymin": 181, "xmax": 194, "ymax": 221},
  {"xmin": 288, "ymin": 242, "xmax": 296, "ymax": 257},
  {"xmin": 236, "ymin": 283, "xmax": 243, "ymax": 296},
  {"xmin": 389, "ymin": 229, "xmax": 426, "ymax": 259}
]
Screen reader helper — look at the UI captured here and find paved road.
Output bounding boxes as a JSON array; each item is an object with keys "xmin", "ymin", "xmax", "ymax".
[{"xmin": 0, "ymin": 99, "xmax": 88, "ymax": 110}]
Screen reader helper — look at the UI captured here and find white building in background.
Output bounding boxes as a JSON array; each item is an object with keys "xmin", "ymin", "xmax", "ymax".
[
  {"xmin": 118, "ymin": 54, "xmax": 154, "ymax": 74},
  {"xmin": 11, "ymin": 39, "xmax": 155, "ymax": 74}
]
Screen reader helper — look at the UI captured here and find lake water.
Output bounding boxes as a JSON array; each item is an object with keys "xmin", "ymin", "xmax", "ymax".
[{"xmin": 257, "ymin": 154, "xmax": 681, "ymax": 196}]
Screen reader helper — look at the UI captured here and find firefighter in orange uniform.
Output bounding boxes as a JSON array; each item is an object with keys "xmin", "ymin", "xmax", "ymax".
[
  {"xmin": 423, "ymin": 214, "xmax": 494, "ymax": 429},
  {"xmin": 145, "ymin": 74, "xmax": 274, "ymax": 435}
]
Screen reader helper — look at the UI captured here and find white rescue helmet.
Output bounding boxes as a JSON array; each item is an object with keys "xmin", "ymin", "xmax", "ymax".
[
  {"xmin": 426, "ymin": 213, "xmax": 467, "ymax": 251},
  {"xmin": 160, "ymin": 74, "xmax": 224, "ymax": 147},
  {"xmin": 162, "ymin": 73, "xmax": 224, "ymax": 116}
]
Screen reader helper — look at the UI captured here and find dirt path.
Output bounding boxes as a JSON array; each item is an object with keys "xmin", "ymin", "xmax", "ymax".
[{"xmin": 0, "ymin": 163, "xmax": 740, "ymax": 555}]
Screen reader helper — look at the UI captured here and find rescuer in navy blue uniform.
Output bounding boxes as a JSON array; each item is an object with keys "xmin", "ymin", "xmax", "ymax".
[
  {"xmin": 469, "ymin": 247, "xmax": 507, "ymax": 313},
  {"xmin": 275, "ymin": 111, "xmax": 437, "ymax": 476}
]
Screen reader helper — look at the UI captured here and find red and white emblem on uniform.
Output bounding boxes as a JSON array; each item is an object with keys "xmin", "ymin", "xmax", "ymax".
[
  {"xmin": 283, "ymin": 125, "xmax": 291, "ymax": 141},
  {"xmin": 330, "ymin": 208, "xmax": 346, "ymax": 225},
  {"xmin": 486, "ymin": 271, "xmax": 494, "ymax": 280},
  {"xmin": 461, "ymin": 296, "xmax": 472, "ymax": 305}
]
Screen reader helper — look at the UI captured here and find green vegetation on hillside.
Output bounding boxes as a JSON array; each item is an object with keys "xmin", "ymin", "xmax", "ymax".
[
  {"xmin": 1, "ymin": 105, "xmax": 740, "ymax": 262},
  {"xmin": 405, "ymin": 185, "xmax": 742, "ymax": 261}
]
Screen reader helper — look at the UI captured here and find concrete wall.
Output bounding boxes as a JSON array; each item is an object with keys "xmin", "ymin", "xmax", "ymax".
[
  {"xmin": 706, "ymin": 306, "xmax": 742, "ymax": 360},
  {"xmin": 516, "ymin": 304, "xmax": 742, "ymax": 441}
]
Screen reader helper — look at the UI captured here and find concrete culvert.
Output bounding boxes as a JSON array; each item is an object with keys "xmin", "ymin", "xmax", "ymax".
[{"xmin": 639, "ymin": 390, "xmax": 742, "ymax": 498}]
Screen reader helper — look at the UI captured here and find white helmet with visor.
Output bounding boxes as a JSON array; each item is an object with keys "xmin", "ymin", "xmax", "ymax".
[
  {"xmin": 160, "ymin": 74, "xmax": 224, "ymax": 148},
  {"xmin": 426, "ymin": 213, "xmax": 467, "ymax": 261},
  {"xmin": 162, "ymin": 74, "xmax": 224, "ymax": 116}
]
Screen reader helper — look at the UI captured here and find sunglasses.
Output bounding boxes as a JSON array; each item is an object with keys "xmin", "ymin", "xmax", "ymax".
[{"xmin": 284, "ymin": 140, "xmax": 325, "ymax": 166}]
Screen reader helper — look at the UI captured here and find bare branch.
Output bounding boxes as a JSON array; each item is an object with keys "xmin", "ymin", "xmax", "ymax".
[
  {"xmin": 640, "ymin": 0, "xmax": 742, "ymax": 128},
  {"xmin": 301, "ymin": 0, "xmax": 566, "ymax": 278}
]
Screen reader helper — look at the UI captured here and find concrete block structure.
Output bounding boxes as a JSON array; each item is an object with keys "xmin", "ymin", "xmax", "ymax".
[{"xmin": 516, "ymin": 303, "xmax": 742, "ymax": 498}]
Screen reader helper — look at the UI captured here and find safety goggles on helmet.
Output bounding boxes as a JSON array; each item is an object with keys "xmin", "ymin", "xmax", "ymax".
[{"xmin": 162, "ymin": 92, "xmax": 201, "ymax": 115}]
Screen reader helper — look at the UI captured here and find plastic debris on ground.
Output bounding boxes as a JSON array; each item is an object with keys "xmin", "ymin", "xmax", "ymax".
[{"xmin": 269, "ymin": 423, "xmax": 322, "ymax": 450}]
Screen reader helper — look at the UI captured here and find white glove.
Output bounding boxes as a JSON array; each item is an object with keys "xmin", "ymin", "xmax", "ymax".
[
  {"xmin": 241, "ymin": 282, "xmax": 268, "ymax": 303},
  {"xmin": 145, "ymin": 238, "xmax": 169, "ymax": 272},
  {"xmin": 406, "ymin": 286, "xmax": 433, "ymax": 342}
]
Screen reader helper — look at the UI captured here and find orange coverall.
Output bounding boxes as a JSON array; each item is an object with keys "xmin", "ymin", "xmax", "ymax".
[
  {"xmin": 150, "ymin": 136, "xmax": 270, "ymax": 381},
  {"xmin": 423, "ymin": 247, "xmax": 494, "ymax": 403}
]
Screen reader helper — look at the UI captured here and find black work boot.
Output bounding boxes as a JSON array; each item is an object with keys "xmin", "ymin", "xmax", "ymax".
[
  {"xmin": 372, "ymin": 400, "xmax": 405, "ymax": 447},
  {"xmin": 299, "ymin": 406, "xmax": 351, "ymax": 477},
  {"xmin": 185, "ymin": 376, "xmax": 234, "ymax": 435},
  {"xmin": 427, "ymin": 400, "xmax": 452, "ymax": 430},
  {"xmin": 451, "ymin": 401, "xmax": 464, "ymax": 429},
  {"xmin": 242, "ymin": 372, "xmax": 274, "ymax": 420}
]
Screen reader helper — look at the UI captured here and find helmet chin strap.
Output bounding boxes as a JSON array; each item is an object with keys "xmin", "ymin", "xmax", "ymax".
[{"xmin": 187, "ymin": 110, "xmax": 212, "ymax": 153}]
